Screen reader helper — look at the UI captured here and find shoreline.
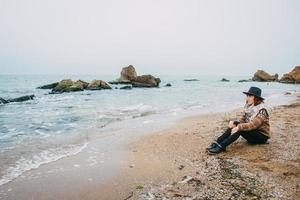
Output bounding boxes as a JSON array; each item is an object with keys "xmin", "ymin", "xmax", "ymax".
[
  {"xmin": 0, "ymin": 95, "xmax": 299, "ymax": 199},
  {"xmin": 74, "ymin": 97, "xmax": 300, "ymax": 199}
]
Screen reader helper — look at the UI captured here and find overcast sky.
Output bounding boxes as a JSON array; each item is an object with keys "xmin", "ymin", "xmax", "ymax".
[{"xmin": 0, "ymin": 0, "xmax": 299, "ymax": 76}]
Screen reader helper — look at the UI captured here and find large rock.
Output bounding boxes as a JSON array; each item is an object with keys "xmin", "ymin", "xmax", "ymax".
[
  {"xmin": 252, "ymin": 70, "xmax": 278, "ymax": 82},
  {"xmin": 37, "ymin": 82, "xmax": 59, "ymax": 89},
  {"xmin": 109, "ymin": 65, "xmax": 138, "ymax": 84},
  {"xmin": 51, "ymin": 79, "xmax": 84, "ymax": 93},
  {"xmin": 280, "ymin": 66, "xmax": 300, "ymax": 84},
  {"xmin": 131, "ymin": 75, "xmax": 161, "ymax": 88},
  {"xmin": 120, "ymin": 65, "xmax": 137, "ymax": 81},
  {"xmin": 86, "ymin": 80, "xmax": 112, "ymax": 90}
]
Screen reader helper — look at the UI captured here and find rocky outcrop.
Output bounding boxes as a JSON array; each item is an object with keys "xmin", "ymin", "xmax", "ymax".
[
  {"xmin": 131, "ymin": 75, "xmax": 161, "ymax": 88},
  {"xmin": 109, "ymin": 65, "xmax": 161, "ymax": 88},
  {"xmin": 51, "ymin": 79, "xmax": 84, "ymax": 94},
  {"xmin": 252, "ymin": 70, "xmax": 278, "ymax": 82},
  {"xmin": 280, "ymin": 66, "xmax": 300, "ymax": 84},
  {"xmin": 220, "ymin": 78, "xmax": 229, "ymax": 82},
  {"xmin": 37, "ymin": 82, "xmax": 59, "ymax": 89},
  {"xmin": 0, "ymin": 95, "xmax": 35, "ymax": 104},
  {"xmin": 86, "ymin": 80, "xmax": 112, "ymax": 90}
]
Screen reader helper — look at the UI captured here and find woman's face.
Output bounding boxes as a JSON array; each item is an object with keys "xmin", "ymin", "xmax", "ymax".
[{"xmin": 246, "ymin": 95, "xmax": 255, "ymax": 105}]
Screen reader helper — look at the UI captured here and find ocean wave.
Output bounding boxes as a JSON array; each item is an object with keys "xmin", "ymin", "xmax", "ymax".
[{"xmin": 0, "ymin": 142, "xmax": 88, "ymax": 186}]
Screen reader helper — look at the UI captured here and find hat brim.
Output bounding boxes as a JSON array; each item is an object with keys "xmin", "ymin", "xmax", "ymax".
[{"xmin": 243, "ymin": 92, "xmax": 264, "ymax": 100}]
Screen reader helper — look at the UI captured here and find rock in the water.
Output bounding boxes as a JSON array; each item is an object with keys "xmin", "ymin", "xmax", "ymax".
[
  {"xmin": 120, "ymin": 85, "xmax": 132, "ymax": 90},
  {"xmin": 1, "ymin": 95, "xmax": 35, "ymax": 104},
  {"xmin": 0, "ymin": 97, "xmax": 9, "ymax": 104},
  {"xmin": 280, "ymin": 66, "xmax": 300, "ymax": 84},
  {"xmin": 238, "ymin": 79, "xmax": 252, "ymax": 82},
  {"xmin": 164, "ymin": 83, "xmax": 172, "ymax": 87},
  {"xmin": 220, "ymin": 78, "xmax": 230, "ymax": 82},
  {"xmin": 108, "ymin": 79, "xmax": 132, "ymax": 85},
  {"xmin": 109, "ymin": 65, "xmax": 137, "ymax": 84},
  {"xmin": 184, "ymin": 79, "xmax": 199, "ymax": 81},
  {"xmin": 109, "ymin": 65, "xmax": 161, "ymax": 88},
  {"xmin": 120, "ymin": 65, "xmax": 137, "ymax": 81},
  {"xmin": 252, "ymin": 70, "xmax": 278, "ymax": 82},
  {"xmin": 37, "ymin": 82, "xmax": 59, "ymax": 89},
  {"xmin": 131, "ymin": 75, "xmax": 161, "ymax": 87},
  {"xmin": 76, "ymin": 80, "xmax": 89, "ymax": 89},
  {"xmin": 86, "ymin": 80, "xmax": 112, "ymax": 90},
  {"xmin": 7, "ymin": 95, "xmax": 35, "ymax": 103},
  {"xmin": 51, "ymin": 79, "xmax": 84, "ymax": 93}
]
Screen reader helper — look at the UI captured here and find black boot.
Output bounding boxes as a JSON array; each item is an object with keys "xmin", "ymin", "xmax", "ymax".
[
  {"xmin": 206, "ymin": 142, "xmax": 219, "ymax": 151},
  {"xmin": 208, "ymin": 143, "xmax": 226, "ymax": 154}
]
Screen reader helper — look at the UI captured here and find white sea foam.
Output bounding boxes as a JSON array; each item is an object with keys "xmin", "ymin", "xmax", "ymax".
[{"xmin": 0, "ymin": 142, "xmax": 88, "ymax": 186}]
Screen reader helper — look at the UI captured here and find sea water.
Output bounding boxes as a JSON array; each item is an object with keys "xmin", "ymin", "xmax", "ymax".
[{"xmin": 0, "ymin": 74, "xmax": 299, "ymax": 186}]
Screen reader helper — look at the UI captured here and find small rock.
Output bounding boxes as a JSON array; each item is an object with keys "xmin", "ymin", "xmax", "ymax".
[
  {"xmin": 178, "ymin": 165, "xmax": 185, "ymax": 170},
  {"xmin": 120, "ymin": 85, "xmax": 132, "ymax": 90},
  {"xmin": 184, "ymin": 79, "xmax": 199, "ymax": 81},
  {"xmin": 220, "ymin": 78, "xmax": 230, "ymax": 82}
]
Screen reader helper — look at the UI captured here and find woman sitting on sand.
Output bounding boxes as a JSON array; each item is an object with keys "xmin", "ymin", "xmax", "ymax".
[{"xmin": 207, "ymin": 86, "xmax": 271, "ymax": 154}]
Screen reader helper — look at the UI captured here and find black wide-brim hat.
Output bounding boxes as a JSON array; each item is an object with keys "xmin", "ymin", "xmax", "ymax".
[{"xmin": 243, "ymin": 86, "xmax": 264, "ymax": 100}]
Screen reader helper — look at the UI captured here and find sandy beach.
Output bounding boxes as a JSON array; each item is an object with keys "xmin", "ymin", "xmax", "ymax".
[{"xmin": 74, "ymin": 97, "xmax": 300, "ymax": 200}]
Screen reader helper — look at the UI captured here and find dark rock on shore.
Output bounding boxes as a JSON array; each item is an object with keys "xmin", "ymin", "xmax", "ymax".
[
  {"xmin": 86, "ymin": 80, "xmax": 112, "ymax": 90},
  {"xmin": 280, "ymin": 66, "xmax": 300, "ymax": 84},
  {"xmin": 0, "ymin": 95, "xmax": 35, "ymax": 104},
  {"xmin": 131, "ymin": 75, "xmax": 161, "ymax": 88},
  {"xmin": 220, "ymin": 78, "xmax": 230, "ymax": 82},
  {"xmin": 252, "ymin": 70, "xmax": 278, "ymax": 82},
  {"xmin": 37, "ymin": 82, "xmax": 59, "ymax": 89},
  {"xmin": 164, "ymin": 83, "xmax": 172, "ymax": 87},
  {"xmin": 184, "ymin": 79, "xmax": 199, "ymax": 81}
]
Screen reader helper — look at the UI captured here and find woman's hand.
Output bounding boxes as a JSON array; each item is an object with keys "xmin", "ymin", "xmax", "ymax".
[
  {"xmin": 231, "ymin": 126, "xmax": 239, "ymax": 134},
  {"xmin": 228, "ymin": 121, "xmax": 236, "ymax": 128}
]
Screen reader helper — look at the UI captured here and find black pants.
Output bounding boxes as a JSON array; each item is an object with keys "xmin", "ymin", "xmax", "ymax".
[{"xmin": 217, "ymin": 128, "xmax": 269, "ymax": 148}]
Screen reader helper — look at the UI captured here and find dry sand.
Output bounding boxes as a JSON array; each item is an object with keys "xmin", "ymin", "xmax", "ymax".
[{"xmin": 74, "ymin": 98, "xmax": 300, "ymax": 200}]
